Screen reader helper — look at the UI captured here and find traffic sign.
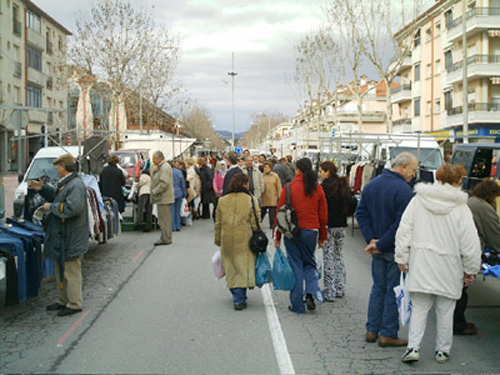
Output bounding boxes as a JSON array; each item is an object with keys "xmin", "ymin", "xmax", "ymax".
[
  {"xmin": 10, "ymin": 109, "xmax": 29, "ymax": 129},
  {"xmin": 235, "ymin": 146, "xmax": 243, "ymax": 155}
]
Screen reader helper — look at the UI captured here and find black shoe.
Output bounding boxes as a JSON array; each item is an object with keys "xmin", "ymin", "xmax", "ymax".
[
  {"xmin": 305, "ymin": 293, "xmax": 316, "ymax": 310},
  {"xmin": 46, "ymin": 303, "xmax": 65, "ymax": 311},
  {"xmin": 234, "ymin": 302, "xmax": 247, "ymax": 310},
  {"xmin": 57, "ymin": 307, "xmax": 82, "ymax": 317},
  {"xmin": 154, "ymin": 241, "xmax": 171, "ymax": 246}
]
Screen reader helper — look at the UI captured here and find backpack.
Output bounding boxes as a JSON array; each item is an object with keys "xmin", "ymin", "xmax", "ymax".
[{"xmin": 276, "ymin": 183, "xmax": 300, "ymax": 239}]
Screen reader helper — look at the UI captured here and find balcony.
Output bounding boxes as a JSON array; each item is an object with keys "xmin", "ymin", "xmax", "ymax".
[
  {"xmin": 391, "ymin": 83, "xmax": 412, "ymax": 104},
  {"xmin": 13, "ymin": 20, "xmax": 22, "ymax": 36},
  {"xmin": 446, "ymin": 54, "xmax": 500, "ymax": 85},
  {"xmin": 14, "ymin": 62, "xmax": 22, "ymax": 78},
  {"xmin": 446, "ymin": 7, "xmax": 500, "ymax": 42},
  {"xmin": 446, "ymin": 102, "xmax": 500, "ymax": 127},
  {"xmin": 392, "ymin": 118, "xmax": 413, "ymax": 133},
  {"xmin": 335, "ymin": 110, "xmax": 386, "ymax": 123}
]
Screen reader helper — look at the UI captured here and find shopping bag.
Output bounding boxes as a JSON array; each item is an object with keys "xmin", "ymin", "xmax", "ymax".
[
  {"xmin": 272, "ymin": 247, "xmax": 296, "ymax": 291},
  {"xmin": 393, "ymin": 272, "xmax": 412, "ymax": 326},
  {"xmin": 180, "ymin": 198, "xmax": 189, "ymax": 218},
  {"xmin": 211, "ymin": 250, "xmax": 225, "ymax": 280},
  {"xmin": 483, "ymin": 264, "xmax": 500, "ymax": 278},
  {"xmin": 315, "ymin": 251, "xmax": 322, "ymax": 280},
  {"xmin": 255, "ymin": 252, "xmax": 272, "ymax": 288}
]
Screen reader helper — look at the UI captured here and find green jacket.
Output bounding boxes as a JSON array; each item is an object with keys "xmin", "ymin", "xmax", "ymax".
[
  {"xmin": 468, "ymin": 196, "xmax": 500, "ymax": 251},
  {"xmin": 151, "ymin": 160, "xmax": 175, "ymax": 205},
  {"xmin": 39, "ymin": 172, "xmax": 90, "ymax": 260}
]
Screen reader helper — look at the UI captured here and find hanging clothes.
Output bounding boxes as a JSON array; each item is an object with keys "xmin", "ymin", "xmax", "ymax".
[
  {"xmin": 82, "ymin": 135, "xmax": 109, "ymax": 175},
  {"xmin": 0, "ymin": 234, "xmax": 27, "ymax": 303},
  {"xmin": 0, "ymin": 249, "xmax": 19, "ymax": 305}
]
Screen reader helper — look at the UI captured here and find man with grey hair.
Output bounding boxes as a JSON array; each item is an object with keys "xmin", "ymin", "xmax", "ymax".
[
  {"xmin": 356, "ymin": 152, "xmax": 417, "ymax": 347},
  {"xmin": 151, "ymin": 151, "xmax": 175, "ymax": 246}
]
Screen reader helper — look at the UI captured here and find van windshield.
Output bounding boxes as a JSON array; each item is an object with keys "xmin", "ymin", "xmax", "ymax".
[
  {"xmin": 25, "ymin": 158, "xmax": 59, "ymax": 180},
  {"xmin": 390, "ymin": 147, "xmax": 444, "ymax": 169}
]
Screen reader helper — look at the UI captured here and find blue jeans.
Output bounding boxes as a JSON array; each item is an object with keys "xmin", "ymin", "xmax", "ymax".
[
  {"xmin": 172, "ymin": 197, "xmax": 183, "ymax": 231},
  {"xmin": 230, "ymin": 288, "xmax": 247, "ymax": 304},
  {"xmin": 284, "ymin": 229, "xmax": 319, "ymax": 313},
  {"xmin": 366, "ymin": 252, "xmax": 400, "ymax": 338}
]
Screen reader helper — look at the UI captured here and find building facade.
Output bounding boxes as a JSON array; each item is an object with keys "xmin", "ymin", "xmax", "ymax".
[
  {"xmin": 0, "ymin": 0, "xmax": 71, "ymax": 173},
  {"xmin": 393, "ymin": 0, "xmax": 500, "ymax": 146}
]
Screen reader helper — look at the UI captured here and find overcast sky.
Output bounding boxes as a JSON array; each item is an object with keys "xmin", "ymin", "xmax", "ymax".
[{"xmin": 38, "ymin": 0, "xmax": 433, "ymax": 134}]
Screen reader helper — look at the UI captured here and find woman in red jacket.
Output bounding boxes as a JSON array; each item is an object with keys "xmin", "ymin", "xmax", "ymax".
[{"xmin": 275, "ymin": 158, "xmax": 329, "ymax": 313}]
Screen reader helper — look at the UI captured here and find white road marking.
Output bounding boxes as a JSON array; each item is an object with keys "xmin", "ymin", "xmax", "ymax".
[{"xmin": 261, "ymin": 284, "xmax": 296, "ymax": 375}]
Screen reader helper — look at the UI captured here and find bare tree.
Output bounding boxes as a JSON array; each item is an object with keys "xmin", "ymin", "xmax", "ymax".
[
  {"xmin": 179, "ymin": 101, "xmax": 226, "ymax": 151},
  {"xmin": 70, "ymin": 0, "xmax": 181, "ymax": 146},
  {"xmin": 325, "ymin": 0, "xmax": 422, "ymax": 133},
  {"xmin": 323, "ymin": 2, "xmax": 370, "ymax": 134},
  {"xmin": 294, "ymin": 27, "xmax": 339, "ymax": 148}
]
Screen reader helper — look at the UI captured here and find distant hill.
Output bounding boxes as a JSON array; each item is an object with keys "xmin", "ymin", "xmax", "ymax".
[{"xmin": 217, "ymin": 130, "xmax": 245, "ymax": 142}]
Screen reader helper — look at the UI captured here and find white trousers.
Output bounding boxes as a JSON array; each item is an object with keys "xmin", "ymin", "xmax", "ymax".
[{"xmin": 408, "ymin": 292, "xmax": 456, "ymax": 353}]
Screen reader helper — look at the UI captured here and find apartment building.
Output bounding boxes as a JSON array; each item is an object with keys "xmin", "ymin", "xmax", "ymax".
[
  {"xmin": 294, "ymin": 77, "xmax": 395, "ymax": 138},
  {"xmin": 393, "ymin": 0, "xmax": 500, "ymax": 146},
  {"xmin": 0, "ymin": 0, "xmax": 71, "ymax": 173}
]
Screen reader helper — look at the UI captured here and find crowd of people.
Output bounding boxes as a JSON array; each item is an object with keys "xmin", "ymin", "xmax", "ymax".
[{"xmin": 34, "ymin": 147, "xmax": 498, "ymax": 366}]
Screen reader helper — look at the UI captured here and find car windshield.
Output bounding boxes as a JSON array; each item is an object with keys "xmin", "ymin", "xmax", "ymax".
[
  {"xmin": 113, "ymin": 153, "xmax": 136, "ymax": 168},
  {"xmin": 25, "ymin": 158, "xmax": 59, "ymax": 180},
  {"xmin": 390, "ymin": 147, "xmax": 444, "ymax": 169}
]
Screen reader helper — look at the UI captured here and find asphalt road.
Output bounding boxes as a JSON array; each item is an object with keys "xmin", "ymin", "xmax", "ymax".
[{"xmin": 1, "ymin": 215, "xmax": 500, "ymax": 374}]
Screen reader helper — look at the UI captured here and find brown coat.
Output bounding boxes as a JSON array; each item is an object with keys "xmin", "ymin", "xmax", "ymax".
[
  {"xmin": 261, "ymin": 171, "xmax": 282, "ymax": 207},
  {"xmin": 215, "ymin": 192, "xmax": 261, "ymax": 288}
]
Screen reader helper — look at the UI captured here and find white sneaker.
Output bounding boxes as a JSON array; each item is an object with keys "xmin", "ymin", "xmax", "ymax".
[
  {"xmin": 435, "ymin": 350, "xmax": 450, "ymax": 363},
  {"xmin": 401, "ymin": 347, "xmax": 420, "ymax": 363}
]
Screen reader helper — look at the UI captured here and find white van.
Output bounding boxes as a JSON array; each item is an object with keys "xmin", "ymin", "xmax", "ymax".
[{"xmin": 13, "ymin": 146, "xmax": 80, "ymax": 217}]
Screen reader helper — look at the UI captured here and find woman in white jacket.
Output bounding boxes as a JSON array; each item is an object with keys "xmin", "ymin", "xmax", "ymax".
[{"xmin": 395, "ymin": 164, "xmax": 481, "ymax": 364}]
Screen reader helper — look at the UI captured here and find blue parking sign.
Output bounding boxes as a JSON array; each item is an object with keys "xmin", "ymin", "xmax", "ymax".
[{"xmin": 235, "ymin": 146, "xmax": 243, "ymax": 155}]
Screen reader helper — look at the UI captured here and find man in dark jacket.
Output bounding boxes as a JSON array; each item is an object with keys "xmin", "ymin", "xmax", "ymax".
[
  {"xmin": 222, "ymin": 153, "xmax": 242, "ymax": 196},
  {"xmin": 99, "ymin": 155, "xmax": 126, "ymax": 213},
  {"xmin": 28, "ymin": 154, "xmax": 89, "ymax": 317},
  {"xmin": 355, "ymin": 152, "xmax": 417, "ymax": 347},
  {"xmin": 274, "ymin": 157, "xmax": 293, "ymax": 187}
]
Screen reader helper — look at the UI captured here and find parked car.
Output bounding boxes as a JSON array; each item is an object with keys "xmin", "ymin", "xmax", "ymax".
[
  {"xmin": 13, "ymin": 146, "xmax": 80, "ymax": 217},
  {"xmin": 109, "ymin": 149, "xmax": 150, "ymax": 187},
  {"xmin": 450, "ymin": 143, "xmax": 500, "ymax": 191}
]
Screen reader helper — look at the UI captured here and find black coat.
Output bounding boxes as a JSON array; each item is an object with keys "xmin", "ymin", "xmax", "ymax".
[
  {"xmin": 222, "ymin": 166, "xmax": 243, "ymax": 196},
  {"xmin": 322, "ymin": 176, "xmax": 357, "ymax": 228},
  {"xmin": 100, "ymin": 164, "xmax": 126, "ymax": 212},
  {"xmin": 200, "ymin": 166, "xmax": 217, "ymax": 204}
]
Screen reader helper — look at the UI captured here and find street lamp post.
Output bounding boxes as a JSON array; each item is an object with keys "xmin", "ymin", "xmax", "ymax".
[{"xmin": 227, "ymin": 53, "xmax": 237, "ymax": 149}]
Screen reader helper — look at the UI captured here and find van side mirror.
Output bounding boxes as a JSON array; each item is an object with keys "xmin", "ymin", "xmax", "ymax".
[{"xmin": 18, "ymin": 174, "xmax": 24, "ymax": 183}]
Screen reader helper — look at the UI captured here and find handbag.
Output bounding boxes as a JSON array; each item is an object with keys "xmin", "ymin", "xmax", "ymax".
[
  {"xmin": 248, "ymin": 194, "xmax": 269, "ymax": 254},
  {"xmin": 255, "ymin": 252, "xmax": 272, "ymax": 287},
  {"xmin": 393, "ymin": 272, "xmax": 412, "ymax": 326},
  {"xmin": 272, "ymin": 247, "xmax": 296, "ymax": 291}
]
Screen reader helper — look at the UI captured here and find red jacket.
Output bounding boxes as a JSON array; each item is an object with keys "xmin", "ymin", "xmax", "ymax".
[{"xmin": 275, "ymin": 174, "xmax": 329, "ymax": 242}]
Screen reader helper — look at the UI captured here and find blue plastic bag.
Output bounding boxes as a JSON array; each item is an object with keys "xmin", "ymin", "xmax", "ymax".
[
  {"xmin": 483, "ymin": 265, "xmax": 500, "ymax": 278},
  {"xmin": 256, "ymin": 252, "xmax": 272, "ymax": 288},
  {"xmin": 273, "ymin": 247, "xmax": 296, "ymax": 291}
]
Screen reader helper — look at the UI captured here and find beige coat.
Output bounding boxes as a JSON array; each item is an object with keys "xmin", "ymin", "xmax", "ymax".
[
  {"xmin": 242, "ymin": 166, "xmax": 264, "ymax": 200},
  {"xmin": 215, "ymin": 192, "xmax": 261, "ymax": 288},
  {"xmin": 151, "ymin": 160, "xmax": 175, "ymax": 205},
  {"xmin": 261, "ymin": 171, "xmax": 282, "ymax": 207}
]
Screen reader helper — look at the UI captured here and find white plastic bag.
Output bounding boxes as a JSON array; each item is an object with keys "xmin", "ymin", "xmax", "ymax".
[
  {"xmin": 180, "ymin": 198, "xmax": 189, "ymax": 218},
  {"xmin": 394, "ymin": 272, "xmax": 412, "ymax": 326},
  {"xmin": 212, "ymin": 250, "xmax": 225, "ymax": 280}
]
